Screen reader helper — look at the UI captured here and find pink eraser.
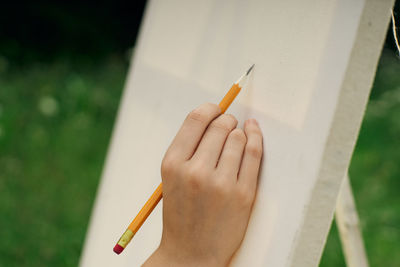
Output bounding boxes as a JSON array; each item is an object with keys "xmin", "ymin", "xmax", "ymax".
[{"xmin": 113, "ymin": 244, "xmax": 124, "ymax": 255}]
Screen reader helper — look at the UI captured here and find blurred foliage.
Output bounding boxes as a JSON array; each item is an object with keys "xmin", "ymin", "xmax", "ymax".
[
  {"xmin": 0, "ymin": 55, "xmax": 127, "ymax": 266},
  {"xmin": 320, "ymin": 49, "xmax": 400, "ymax": 266}
]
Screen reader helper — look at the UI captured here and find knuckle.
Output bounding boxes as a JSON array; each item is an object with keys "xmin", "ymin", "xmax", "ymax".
[
  {"xmin": 229, "ymin": 128, "xmax": 247, "ymax": 143},
  {"xmin": 185, "ymin": 162, "xmax": 208, "ymax": 190},
  {"xmin": 186, "ymin": 109, "xmax": 209, "ymax": 124},
  {"xmin": 161, "ymin": 156, "xmax": 178, "ymax": 178},
  {"xmin": 247, "ymin": 126, "xmax": 263, "ymax": 137},
  {"xmin": 211, "ymin": 179, "xmax": 231, "ymax": 198},
  {"xmin": 203, "ymin": 102, "xmax": 220, "ymax": 112},
  {"xmin": 186, "ymin": 164, "xmax": 203, "ymax": 180},
  {"xmin": 246, "ymin": 143, "xmax": 263, "ymax": 158},
  {"xmin": 224, "ymin": 114, "xmax": 238, "ymax": 125},
  {"xmin": 236, "ymin": 188, "xmax": 254, "ymax": 206},
  {"xmin": 210, "ymin": 114, "xmax": 237, "ymax": 132},
  {"xmin": 186, "ymin": 103, "xmax": 220, "ymax": 124}
]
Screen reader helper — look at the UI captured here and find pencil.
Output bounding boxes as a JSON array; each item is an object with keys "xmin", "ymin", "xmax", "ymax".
[{"xmin": 113, "ymin": 64, "xmax": 255, "ymax": 255}]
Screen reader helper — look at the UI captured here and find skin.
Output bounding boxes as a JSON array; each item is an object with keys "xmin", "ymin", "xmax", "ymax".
[{"xmin": 143, "ymin": 103, "xmax": 263, "ymax": 267}]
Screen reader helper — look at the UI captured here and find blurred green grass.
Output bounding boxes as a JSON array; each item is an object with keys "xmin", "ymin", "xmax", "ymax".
[
  {"xmin": 0, "ymin": 56, "xmax": 126, "ymax": 266},
  {"xmin": 0, "ymin": 48, "xmax": 399, "ymax": 266},
  {"xmin": 321, "ymin": 49, "xmax": 400, "ymax": 267}
]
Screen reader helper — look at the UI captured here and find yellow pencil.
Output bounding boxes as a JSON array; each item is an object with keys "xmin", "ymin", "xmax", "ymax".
[{"xmin": 113, "ymin": 64, "xmax": 255, "ymax": 254}]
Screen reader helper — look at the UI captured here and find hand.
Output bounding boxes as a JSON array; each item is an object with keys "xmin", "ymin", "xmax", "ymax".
[{"xmin": 143, "ymin": 103, "xmax": 263, "ymax": 267}]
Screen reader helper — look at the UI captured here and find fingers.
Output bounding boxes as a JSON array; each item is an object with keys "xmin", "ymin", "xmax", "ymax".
[
  {"xmin": 191, "ymin": 114, "xmax": 238, "ymax": 167},
  {"xmin": 237, "ymin": 119, "xmax": 263, "ymax": 197},
  {"xmin": 217, "ymin": 128, "xmax": 247, "ymax": 178},
  {"xmin": 166, "ymin": 103, "xmax": 221, "ymax": 161}
]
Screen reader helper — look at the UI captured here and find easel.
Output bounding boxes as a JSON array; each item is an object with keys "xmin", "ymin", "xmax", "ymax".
[
  {"xmin": 335, "ymin": 175, "xmax": 369, "ymax": 267},
  {"xmin": 79, "ymin": 1, "xmax": 396, "ymax": 266},
  {"xmin": 335, "ymin": 10, "xmax": 400, "ymax": 265}
]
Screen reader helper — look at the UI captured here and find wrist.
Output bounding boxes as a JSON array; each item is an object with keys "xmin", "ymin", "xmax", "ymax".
[{"xmin": 142, "ymin": 246, "xmax": 225, "ymax": 267}]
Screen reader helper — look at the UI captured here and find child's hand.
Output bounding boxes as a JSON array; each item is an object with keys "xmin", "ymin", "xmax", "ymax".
[{"xmin": 143, "ymin": 103, "xmax": 263, "ymax": 267}]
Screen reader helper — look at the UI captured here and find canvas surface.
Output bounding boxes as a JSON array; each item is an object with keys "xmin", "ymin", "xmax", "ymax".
[{"xmin": 80, "ymin": 0, "xmax": 392, "ymax": 266}]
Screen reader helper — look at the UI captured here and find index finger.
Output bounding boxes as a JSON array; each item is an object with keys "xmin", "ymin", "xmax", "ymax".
[{"xmin": 166, "ymin": 103, "xmax": 221, "ymax": 161}]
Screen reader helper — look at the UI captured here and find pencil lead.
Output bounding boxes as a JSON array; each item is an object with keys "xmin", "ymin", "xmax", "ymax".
[
  {"xmin": 236, "ymin": 64, "xmax": 255, "ymax": 87},
  {"xmin": 246, "ymin": 64, "xmax": 255, "ymax": 76}
]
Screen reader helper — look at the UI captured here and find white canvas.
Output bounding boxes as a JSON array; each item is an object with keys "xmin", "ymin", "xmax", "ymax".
[{"xmin": 80, "ymin": 0, "xmax": 393, "ymax": 266}]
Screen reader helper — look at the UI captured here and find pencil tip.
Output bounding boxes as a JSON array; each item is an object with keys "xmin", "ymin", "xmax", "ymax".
[{"xmin": 246, "ymin": 64, "xmax": 255, "ymax": 76}]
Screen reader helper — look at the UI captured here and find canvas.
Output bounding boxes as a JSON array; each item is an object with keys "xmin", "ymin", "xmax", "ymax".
[{"xmin": 80, "ymin": 0, "xmax": 394, "ymax": 266}]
